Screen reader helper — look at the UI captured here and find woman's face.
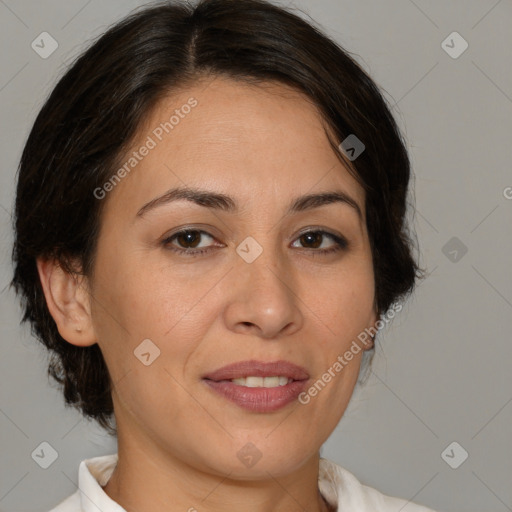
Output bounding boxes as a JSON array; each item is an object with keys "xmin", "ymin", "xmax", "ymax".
[{"xmin": 88, "ymin": 76, "xmax": 377, "ymax": 477}]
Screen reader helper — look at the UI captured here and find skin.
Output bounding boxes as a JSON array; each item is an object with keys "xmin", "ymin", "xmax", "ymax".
[{"xmin": 38, "ymin": 76, "xmax": 378, "ymax": 512}]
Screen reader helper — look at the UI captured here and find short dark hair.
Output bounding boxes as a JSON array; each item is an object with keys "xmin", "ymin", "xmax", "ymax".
[{"xmin": 11, "ymin": 0, "xmax": 423, "ymax": 435}]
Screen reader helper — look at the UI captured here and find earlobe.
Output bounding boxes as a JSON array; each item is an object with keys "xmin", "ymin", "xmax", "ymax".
[{"xmin": 36, "ymin": 258, "xmax": 97, "ymax": 347}]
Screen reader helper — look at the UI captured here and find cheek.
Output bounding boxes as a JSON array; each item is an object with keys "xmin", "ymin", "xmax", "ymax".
[
  {"xmin": 318, "ymin": 265, "xmax": 375, "ymax": 333},
  {"xmin": 92, "ymin": 249, "xmax": 172, "ymax": 331},
  {"xmin": 90, "ymin": 250, "xmax": 221, "ymax": 369}
]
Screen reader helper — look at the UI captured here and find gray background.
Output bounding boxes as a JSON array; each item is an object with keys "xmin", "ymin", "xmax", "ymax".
[{"xmin": 1, "ymin": 1, "xmax": 511, "ymax": 511}]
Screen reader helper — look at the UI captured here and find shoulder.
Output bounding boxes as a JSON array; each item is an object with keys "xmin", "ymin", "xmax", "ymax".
[
  {"xmin": 319, "ymin": 458, "xmax": 438, "ymax": 512},
  {"xmin": 46, "ymin": 490, "xmax": 81, "ymax": 512},
  {"xmin": 46, "ymin": 453, "xmax": 119, "ymax": 512}
]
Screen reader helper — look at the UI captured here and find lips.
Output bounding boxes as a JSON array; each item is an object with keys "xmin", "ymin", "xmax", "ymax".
[
  {"xmin": 202, "ymin": 360, "xmax": 309, "ymax": 413},
  {"xmin": 203, "ymin": 360, "xmax": 309, "ymax": 382}
]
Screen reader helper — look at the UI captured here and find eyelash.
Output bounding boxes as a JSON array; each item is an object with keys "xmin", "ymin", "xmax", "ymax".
[{"xmin": 161, "ymin": 228, "xmax": 349, "ymax": 258}]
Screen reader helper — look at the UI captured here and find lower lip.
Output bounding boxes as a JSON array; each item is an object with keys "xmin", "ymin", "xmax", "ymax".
[{"xmin": 203, "ymin": 379, "xmax": 308, "ymax": 412}]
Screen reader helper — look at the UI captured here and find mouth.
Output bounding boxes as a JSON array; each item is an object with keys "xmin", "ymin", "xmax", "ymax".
[
  {"xmin": 202, "ymin": 360, "xmax": 309, "ymax": 413},
  {"xmin": 229, "ymin": 376, "xmax": 293, "ymax": 387}
]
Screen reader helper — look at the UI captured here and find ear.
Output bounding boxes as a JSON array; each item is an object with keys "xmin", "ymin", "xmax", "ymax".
[
  {"xmin": 36, "ymin": 257, "xmax": 96, "ymax": 347},
  {"xmin": 363, "ymin": 302, "xmax": 380, "ymax": 351}
]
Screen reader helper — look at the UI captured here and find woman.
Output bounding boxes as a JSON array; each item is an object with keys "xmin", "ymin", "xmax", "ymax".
[{"xmin": 11, "ymin": 0, "xmax": 435, "ymax": 510}]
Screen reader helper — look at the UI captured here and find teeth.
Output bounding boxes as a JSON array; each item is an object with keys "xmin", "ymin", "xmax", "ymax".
[{"xmin": 231, "ymin": 376, "xmax": 291, "ymax": 388}]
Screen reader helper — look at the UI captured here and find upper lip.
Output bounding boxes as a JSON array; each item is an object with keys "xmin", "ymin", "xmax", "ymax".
[{"xmin": 203, "ymin": 360, "xmax": 309, "ymax": 381}]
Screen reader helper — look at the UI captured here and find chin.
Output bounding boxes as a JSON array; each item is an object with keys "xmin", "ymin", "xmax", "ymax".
[{"xmin": 198, "ymin": 435, "xmax": 318, "ymax": 480}]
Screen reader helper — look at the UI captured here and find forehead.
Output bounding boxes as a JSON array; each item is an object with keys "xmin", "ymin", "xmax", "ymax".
[{"xmin": 102, "ymin": 75, "xmax": 365, "ymax": 220}]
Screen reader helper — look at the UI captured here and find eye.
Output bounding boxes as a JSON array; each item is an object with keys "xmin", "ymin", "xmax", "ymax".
[
  {"xmin": 291, "ymin": 230, "xmax": 348, "ymax": 255},
  {"xmin": 161, "ymin": 228, "xmax": 348, "ymax": 258},
  {"xmin": 162, "ymin": 229, "xmax": 220, "ymax": 256}
]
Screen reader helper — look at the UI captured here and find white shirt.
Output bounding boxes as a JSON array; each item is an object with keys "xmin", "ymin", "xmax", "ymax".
[{"xmin": 48, "ymin": 453, "xmax": 437, "ymax": 512}]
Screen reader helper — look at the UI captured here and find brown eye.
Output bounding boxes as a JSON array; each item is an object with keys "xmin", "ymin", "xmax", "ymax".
[
  {"xmin": 175, "ymin": 230, "xmax": 202, "ymax": 248},
  {"xmin": 299, "ymin": 232, "xmax": 323, "ymax": 248},
  {"xmin": 162, "ymin": 229, "xmax": 218, "ymax": 255},
  {"xmin": 291, "ymin": 230, "xmax": 348, "ymax": 254}
]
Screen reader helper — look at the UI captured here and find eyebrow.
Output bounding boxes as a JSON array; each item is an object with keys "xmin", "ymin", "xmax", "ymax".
[{"xmin": 135, "ymin": 186, "xmax": 362, "ymax": 220}]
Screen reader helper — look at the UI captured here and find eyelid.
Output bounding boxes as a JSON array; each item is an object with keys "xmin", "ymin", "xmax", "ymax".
[
  {"xmin": 160, "ymin": 224, "xmax": 221, "ymax": 243},
  {"xmin": 161, "ymin": 228, "xmax": 223, "ymax": 250},
  {"xmin": 291, "ymin": 225, "xmax": 344, "ymax": 242}
]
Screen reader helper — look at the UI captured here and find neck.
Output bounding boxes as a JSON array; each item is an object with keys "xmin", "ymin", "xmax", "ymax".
[{"xmin": 103, "ymin": 428, "xmax": 332, "ymax": 512}]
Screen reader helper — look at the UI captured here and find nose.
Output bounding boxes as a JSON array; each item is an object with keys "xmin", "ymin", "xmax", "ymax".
[{"xmin": 223, "ymin": 249, "xmax": 304, "ymax": 339}]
